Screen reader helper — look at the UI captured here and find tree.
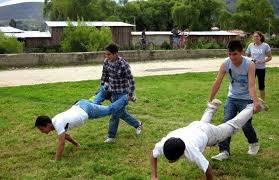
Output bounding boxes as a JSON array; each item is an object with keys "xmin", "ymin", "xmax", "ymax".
[
  {"xmin": 9, "ymin": 19, "xmax": 17, "ymax": 28},
  {"xmin": 0, "ymin": 32, "xmax": 24, "ymax": 54},
  {"xmin": 233, "ymin": 0, "xmax": 275, "ymax": 33},
  {"xmin": 61, "ymin": 20, "xmax": 112, "ymax": 52}
]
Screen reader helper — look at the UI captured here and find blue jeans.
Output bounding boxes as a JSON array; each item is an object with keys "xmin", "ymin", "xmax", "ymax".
[
  {"xmin": 219, "ymin": 97, "xmax": 258, "ymax": 153},
  {"xmin": 75, "ymin": 95, "xmax": 128, "ymax": 119},
  {"xmin": 94, "ymin": 86, "xmax": 140, "ymax": 138}
]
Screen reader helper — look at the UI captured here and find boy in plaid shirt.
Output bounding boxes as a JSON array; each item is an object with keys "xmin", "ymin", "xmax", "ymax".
[{"xmin": 94, "ymin": 43, "xmax": 142, "ymax": 142}]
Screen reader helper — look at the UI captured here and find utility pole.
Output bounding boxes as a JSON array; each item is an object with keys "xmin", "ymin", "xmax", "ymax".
[{"xmin": 269, "ymin": 18, "xmax": 271, "ymax": 39}]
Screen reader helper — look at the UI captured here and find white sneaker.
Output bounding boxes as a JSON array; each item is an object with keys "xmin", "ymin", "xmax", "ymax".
[
  {"xmin": 258, "ymin": 98, "xmax": 268, "ymax": 111},
  {"xmin": 211, "ymin": 151, "xmax": 229, "ymax": 161},
  {"xmin": 104, "ymin": 137, "xmax": 116, "ymax": 143},
  {"xmin": 248, "ymin": 143, "xmax": 260, "ymax": 155},
  {"xmin": 135, "ymin": 122, "xmax": 142, "ymax": 135},
  {"xmin": 208, "ymin": 99, "xmax": 222, "ymax": 109}
]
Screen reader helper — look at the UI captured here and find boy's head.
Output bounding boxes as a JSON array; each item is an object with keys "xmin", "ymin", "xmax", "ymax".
[
  {"xmin": 227, "ymin": 40, "xmax": 243, "ymax": 64},
  {"xmin": 104, "ymin": 43, "xmax": 119, "ymax": 61},
  {"xmin": 35, "ymin": 115, "xmax": 53, "ymax": 134},
  {"xmin": 163, "ymin": 137, "xmax": 185, "ymax": 162}
]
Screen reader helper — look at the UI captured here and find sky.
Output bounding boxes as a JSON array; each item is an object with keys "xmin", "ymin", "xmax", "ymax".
[
  {"xmin": 0, "ymin": 0, "xmax": 133, "ymax": 7},
  {"xmin": 0, "ymin": 0, "xmax": 44, "ymax": 7}
]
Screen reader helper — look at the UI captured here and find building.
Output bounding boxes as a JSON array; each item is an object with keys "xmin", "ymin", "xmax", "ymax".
[
  {"xmin": 45, "ymin": 21, "xmax": 135, "ymax": 48},
  {"xmin": 132, "ymin": 30, "xmax": 239, "ymax": 47}
]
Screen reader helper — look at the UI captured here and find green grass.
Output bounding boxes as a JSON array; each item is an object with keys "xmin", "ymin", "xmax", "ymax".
[{"xmin": 0, "ymin": 68, "xmax": 278, "ymax": 179}]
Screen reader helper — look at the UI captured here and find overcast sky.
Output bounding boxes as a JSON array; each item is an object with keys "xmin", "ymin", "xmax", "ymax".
[
  {"xmin": 0, "ymin": 0, "xmax": 44, "ymax": 7},
  {"xmin": 0, "ymin": 0, "xmax": 133, "ymax": 7}
]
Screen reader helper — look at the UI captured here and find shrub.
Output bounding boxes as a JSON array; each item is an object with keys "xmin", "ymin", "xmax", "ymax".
[
  {"xmin": 0, "ymin": 32, "xmax": 24, "ymax": 54},
  {"xmin": 267, "ymin": 36, "xmax": 279, "ymax": 48},
  {"xmin": 160, "ymin": 41, "xmax": 172, "ymax": 50},
  {"xmin": 61, "ymin": 21, "xmax": 112, "ymax": 52},
  {"xmin": 185, "ymin": 39, "xmax": 226, "ymax": 49}
]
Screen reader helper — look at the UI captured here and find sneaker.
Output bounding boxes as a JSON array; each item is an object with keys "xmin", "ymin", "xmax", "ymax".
[
  {"xmin": 130, "ymin": 96, "xmax": 137, "ymax": 102},
  {"xmin": 211, "ymin": 151, "xmax": 229, "ymax": 161},
  {"xmin": 135, "ymin": 122, "xmax": 142, "ymax": 135},
  {"xmin": 104, "ymin": 137, "xmax": 116, "ymax": 143},
  {"xmin": 208, "ymin": 99, "xmax": 222, "ymax": 109},
  {"xmin": 258, "ymin": 98, "xmax": 269, "ymax": 111},
  {"xmin": 248, "ymin": 143, "xmax": 260, "ymax": 155}
]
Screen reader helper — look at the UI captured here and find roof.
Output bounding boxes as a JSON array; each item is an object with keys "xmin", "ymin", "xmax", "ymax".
[
  {"xmin": 0, "ymin": 26, "xmax": 24, "ymax": 33},
  {"xmin": 45, "ymin": 21, "xmax": 135, "ymax": 27},
  {"xmin": 4, "ymin": 31, "xmax": 51, "ymax": 38},
  {"xmin": 132, "ymin": 31, "xmax": 238, "ymax": 36}
]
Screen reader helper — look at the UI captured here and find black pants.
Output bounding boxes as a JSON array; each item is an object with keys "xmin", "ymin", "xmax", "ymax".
[{"xmin": 255, "ymin": 69, "xmax": 265, "ymax": 90}]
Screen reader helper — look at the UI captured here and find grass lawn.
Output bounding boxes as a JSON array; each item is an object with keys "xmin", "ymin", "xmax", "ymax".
[{"xmin": 0, "ymin": 68, "xmax": 278, "ymax": 179}]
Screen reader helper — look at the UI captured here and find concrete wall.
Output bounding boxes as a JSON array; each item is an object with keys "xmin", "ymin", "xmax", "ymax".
[
  {"xmin": 1, "ymin": 48, "xmax": 279, "ymax": 67},
  {"xmin": 132, "ymin": 35, "xmax": 171, "ymax": 46}
]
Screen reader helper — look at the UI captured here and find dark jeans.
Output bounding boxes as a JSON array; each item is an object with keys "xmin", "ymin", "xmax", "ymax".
[
  {"xmin": 256, "ymin": 69, "xmax": 266, "ymax": 90},
  {"xmin": 219, "ymin": 97, "xmax": 258, "ymax": 154}
]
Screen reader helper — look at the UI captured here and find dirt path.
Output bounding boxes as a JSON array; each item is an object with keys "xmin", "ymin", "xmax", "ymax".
[{"xmin": 0, "ymin": 57, "xmax": 279, "ymax": 87}]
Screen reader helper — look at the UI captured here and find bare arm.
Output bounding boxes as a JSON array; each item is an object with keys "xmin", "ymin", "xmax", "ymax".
[
  {"xmin": 55, "ymin": 133, "xmax": 66, "ymax": 161},
  {"xmin": 208, "ymin": 63, "xmax": 226, "ymax": 101},
  {"xmin": 248, "ymin": 62, "xmax": 260, "ymax": 113},
  {"xmin": 255, "ymin": 51, "xmax": 272, "ymax": 64},
  {"xmin": 205, "ymin": 165, "xmax": 214, "ymax": 180},
  {"xmin": 150, "ymin": 152, "xmax": 158, "ymax": 180},
  {"xmin": 265, "ymin": 51, "xmax": 272, "ymax": 63},
  {"xmin": 65, "ymin": 133, "xmax": 80, "ymax": 147}
]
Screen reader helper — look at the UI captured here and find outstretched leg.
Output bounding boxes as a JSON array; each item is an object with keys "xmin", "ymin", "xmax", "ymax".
[
  {"xmin": 200, "ymin": 99, "xmax": 222, "ymax": 123},
  {"xmin": 206, "ymin": 104, "xmax": 254, "ymax": 146}
]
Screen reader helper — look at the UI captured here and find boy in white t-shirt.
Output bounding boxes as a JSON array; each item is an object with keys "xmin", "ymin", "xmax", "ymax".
[
  {"xmin": 34, "ymin": 95, "xmax": 128, "ymax": 161},
  {"xmin": 150, "ymin": 99, "xmax": 267, "ymax": 180}
]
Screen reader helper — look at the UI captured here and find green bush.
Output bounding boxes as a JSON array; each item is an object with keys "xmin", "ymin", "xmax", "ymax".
[
  {"xmin": 160, "ymin": 41, "xmax": 172, "ymax": 50},
  {"xmin": 0, "ymin": 32, "xmax": 24, "ymax": 54},
  {"xmin": 267, "ymin": 36, "xmax": 279, "ymax": 48},
  {"xmin": 185, "ymin": 39, "xmax": 226, "ymax": 49},
  {"xmin": 61, "ymin": 21, "xmax": 112, "ymax": 52}
]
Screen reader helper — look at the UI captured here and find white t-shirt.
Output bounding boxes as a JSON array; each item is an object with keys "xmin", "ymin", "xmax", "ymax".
[
  {"xmin": 246, "ymin": 42, "xmax": 271, "ymax": 69},
  {"xmin": 52, "ymin": 106, "xmax": 89, "ymax": 135},
  {"xmin": 152, "ymin": 121, "xmax": 209, "ymax": 173}
]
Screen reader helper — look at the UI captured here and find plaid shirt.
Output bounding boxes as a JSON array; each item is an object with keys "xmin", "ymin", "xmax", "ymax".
[{"xmin": 101, "ymin": 56, "xmax": 135, "ymax": 96}]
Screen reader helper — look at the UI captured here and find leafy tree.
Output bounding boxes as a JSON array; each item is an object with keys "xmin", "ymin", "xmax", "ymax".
[
  {"xmin": 0, "ymin": 32, "xmax": 24, "ymax": 54},
  {"xmin": 61, "ymin": 20, "xmax": 112, "ymax": 52},
  {"xmin": 9, "ymin": 19, "xmax": 17, "ymax": 28},
  {"xmin": 233, "ymin": 0, "xmax": 275, "ymax": 33}
]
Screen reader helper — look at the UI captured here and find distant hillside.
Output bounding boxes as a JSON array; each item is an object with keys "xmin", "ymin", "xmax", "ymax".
[
  {"xmin": 225, "ymin": 0, "xmax": 279, "ymax": 16},
  {"xmin": 0, "ymin": 2, "xmax": 44, "ymax": 21}
]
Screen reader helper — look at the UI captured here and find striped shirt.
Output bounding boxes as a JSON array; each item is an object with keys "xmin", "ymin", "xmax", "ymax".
[{"xmin": 101, "ymin": 56, "xmax": 135, "ymax": 96}]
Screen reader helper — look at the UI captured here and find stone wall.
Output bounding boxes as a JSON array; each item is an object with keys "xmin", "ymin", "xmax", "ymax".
[{"xmin": 1, "ymin": 49, "xmax": 279, "ymax": 67}]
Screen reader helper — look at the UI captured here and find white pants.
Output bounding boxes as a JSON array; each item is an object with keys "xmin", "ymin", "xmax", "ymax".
[{"xmin": 200, "ymin": 103, "xmax": 254, "ymax": 146}]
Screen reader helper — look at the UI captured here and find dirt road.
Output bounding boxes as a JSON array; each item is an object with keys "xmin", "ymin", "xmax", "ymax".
[{"xmin": 0, "ymin": 57, "xmax": 278, "ymax": 87}]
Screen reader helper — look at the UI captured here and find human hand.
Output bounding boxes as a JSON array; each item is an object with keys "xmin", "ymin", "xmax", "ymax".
[
  {"xmin": 253, "ymin": 100, "xmax": 261, "ymax": 113},
  {"xmin": 255, "ymin": 60, "xmax": 265, "ymax": 64}
]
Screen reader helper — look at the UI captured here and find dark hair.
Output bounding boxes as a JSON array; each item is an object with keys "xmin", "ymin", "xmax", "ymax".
[
  {"xmin": 227, "ymin": 40, "xmax": 243, "ymax": 52},
  {"xmin": 254, "ymin": 31, "xmax": 265, "ymax": 42},
  {"xmin": 105, "ymin": 43, "xmax": 118, "ymax": 54},
  {"xmin": 163, "ymin": 137, "xmax": 185, "ymax": 161},
  {"xmin": 35, "ymin": 115, "xmax": 52, "ymax": 127}
]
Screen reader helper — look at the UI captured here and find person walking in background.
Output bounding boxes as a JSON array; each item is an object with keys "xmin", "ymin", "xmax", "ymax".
[
  {"xmin": 141, "ymin": 28, "xmax": 147, "ymax": 50},
  {"xmin": 179, "ymin": 29, "xmax": 186, "ymax": 49},
  {"xmin": 171, "ymin": 26, "xmax": 179, "ymax": 49},
  {"xmin": 246, "ymin": 31, "xmax": 272, "ymax": 101},
  {"xmin": 209, "ymin": 40, "xmax": 262, "ymax": 161}
]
